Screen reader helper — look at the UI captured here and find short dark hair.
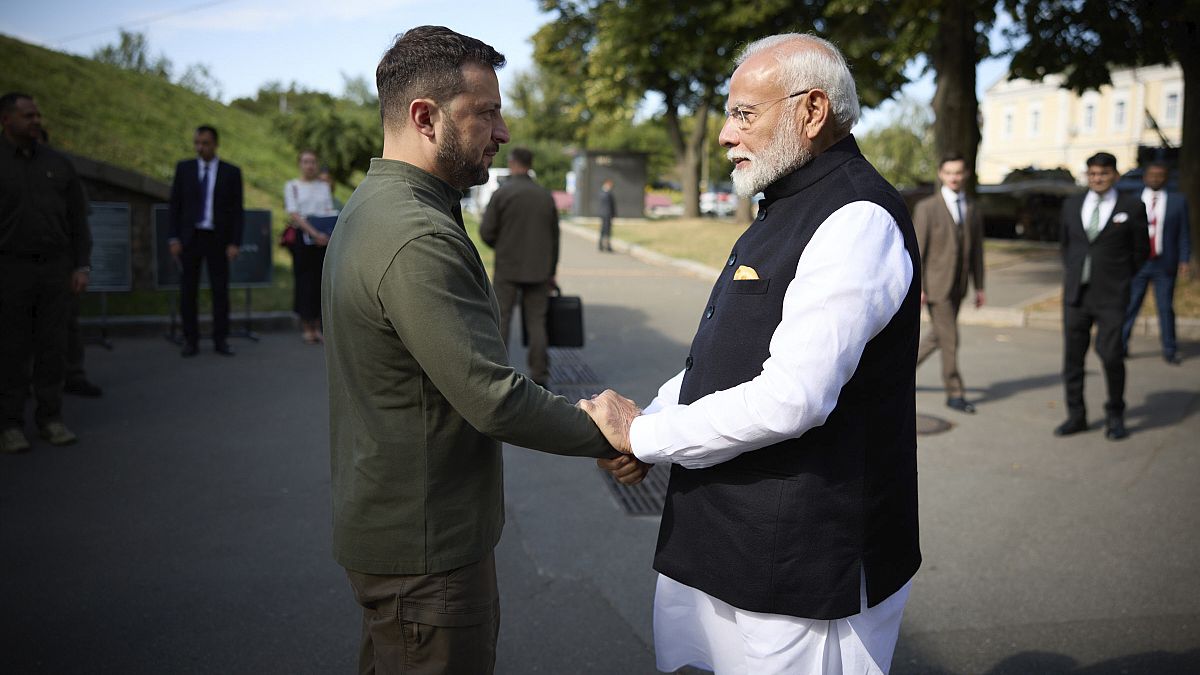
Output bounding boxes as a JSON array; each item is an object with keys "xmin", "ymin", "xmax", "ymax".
[
  {"xmin": 509, "ymin": 147, "xmax": 533, "ymax": 169},
  {"xmin": 376, "ymin": 26, "xmax": 505, "ymax": 128},
  {"xmin": 195, "ymin": 124, "xmax": 219, "ymax": 143},
  {"xmin": 0, "ymin": 91, "xmax": 33, "ymax": 117},
  {"xmin": 939, "ymin": 152, "xmax": 965, "ymax": 168},
  {"xmin": 1086, "ymin": 152, "xmax": 1117, "ymax": 169},
  {"xmin": 1145, "ymin": 160, "xmax": 1169, "ymax": 171}
]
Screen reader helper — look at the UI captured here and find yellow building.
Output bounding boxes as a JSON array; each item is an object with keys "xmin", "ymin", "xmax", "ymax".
[{"xmin": 977, "ymin": 64, "xmax": 1183, "ymax": 184}]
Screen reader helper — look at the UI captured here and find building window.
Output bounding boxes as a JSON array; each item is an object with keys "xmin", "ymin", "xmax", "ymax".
[
  {"xmin": 1113, "ymin": 100, "xmax": 1126, "ymax": 129},
  {"xmin": 1165, "ymin": 91, "xmax": 1181, "ymax": 125},
  {"xmin": 1029, "ymin": 107, "xmax": 1041, "ymax": 137},
  {"xmin": 1083, "ymin": 103, "xmax": 1096, "ymax": 133},
  {"xmin": 1003, "ymin": 109, "xmax": 1014, "ymax": 138}
]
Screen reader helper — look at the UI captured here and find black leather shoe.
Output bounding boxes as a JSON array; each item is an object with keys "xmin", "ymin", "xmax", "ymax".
[
  {"xmin": 946, "ymin": 397, "xmax": 976, "ymax": 414},
  {"xmin": 1105, "ymin": 416, "xmax": 1129, "ymax": 440},
  {"xmin": 214, "ymin": 342, "xmax": 236, "ymax": 356},
  {"xmin": 181, "ymin": 343, "xmax": 199, "ymax": 357},
  {"xmin": 1164, "ymin": 354, "xmax": 1182, "ymax": 365},
  {"xmin": 1054, "ymin": 418, "xmax": 1088, "ymax": 436},
  {"xmin": 64, "ymin": 378, "xmax": 103, "ymax": 397}
]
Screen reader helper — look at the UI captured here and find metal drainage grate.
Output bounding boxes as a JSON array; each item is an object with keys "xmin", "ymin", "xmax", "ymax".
[
  {"xmin": 916, "ymin": 414, "xmax": 953, "ymax": 435},
  {"xmin": 601, "ymin": 463, "xmax": 670, "ymax": 516},
  {"xmin": 547, "ymin": 347, "xmax": 601, "ymax": 386}
]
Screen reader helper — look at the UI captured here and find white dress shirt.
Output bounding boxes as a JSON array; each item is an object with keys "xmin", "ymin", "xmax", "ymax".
[
  {"xmin": 1142, "ymin": 187, "xmax": 1167, "ymax": 255},
  {"xmin": 630, "ymin": 201, "xmax": 913, "ymax": 469},
  {"xmin": 1080, "ymin": 188, "xmax": 1117, "ymax": 234},
  {"xmin": 196, "ymin": 157, "xmax": 218, "ymax": 231},
  {"xmin": 630, "ymin": 200, "xmax": 915, "ymax": 674},
  {"xmin": 940, "ymin": 185, "xmax": 965, "ymax": 224}
]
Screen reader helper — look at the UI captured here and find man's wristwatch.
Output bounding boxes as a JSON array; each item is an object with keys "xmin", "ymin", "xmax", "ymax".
[{"xmin": 76, "ymin": 266, "xmax": 91, "ymax": 273}]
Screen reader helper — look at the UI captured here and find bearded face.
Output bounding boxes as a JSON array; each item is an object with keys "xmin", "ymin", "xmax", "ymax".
[
  {"xmin": 435, "ymin": 116, "xmax": 492, "ymax": 190},
  {"xmin": 728, "ymin": 111, "xmax": 811, "ymax": 198}
]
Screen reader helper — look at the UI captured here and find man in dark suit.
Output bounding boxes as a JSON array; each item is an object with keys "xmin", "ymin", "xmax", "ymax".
[
  {"xmin": 913, "ymin": 153, "xmax": 986, "ymax": 414},
  {"xmin": 480, "ymin": 147, "xmax": 559, "ymax": 385},
  {"xmin": 1056, "ymin": 152, "xmax": 1149, "ymax": 440},
  {"xmin": 167, "ymin": 125, "xmax": 244, "ymax": 357},
  {"xmin": 1121, "ymin": 162, "xmax": 1191, "ymax": 365},
  {"xmin": 597, "ymin": 178, "xmax": 615, "ymax": 252}
]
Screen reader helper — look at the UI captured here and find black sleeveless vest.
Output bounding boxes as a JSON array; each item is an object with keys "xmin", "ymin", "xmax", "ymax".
[{"xmin": 652, "ymin": 136, "xmax": 922, "ymax": 620}]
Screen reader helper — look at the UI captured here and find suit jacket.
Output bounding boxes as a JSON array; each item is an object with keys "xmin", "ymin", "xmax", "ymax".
[
  {"xmin": 1060, "ymin": 191, "xmax": 1150, "ymax": 307},
  {"xmin": 1147, "ymin": 190, "xmax": 1192, "ymax": 272},
  {"xmin": 913, "ymin": 191, "xmax": 984, "ymax": 304},
  {"xmin": 479, "ymin": 174, "xmax": 559, "ymax": 283},
  {"xmin": 168, "ymin": 158, "xmax": 244, "ymax": 248},
  {"xmin": 598, "ymin": 189, "xmax": 615, "ymax": 219}
]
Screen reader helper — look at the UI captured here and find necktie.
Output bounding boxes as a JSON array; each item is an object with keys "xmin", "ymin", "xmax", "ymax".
[
  {"xmin": 1149, "ymin": 192, "xmax": 1158, "ymax": 259},
  {"xmin": 1082, "ymin": 198, "xmax": 1101, "ymax": 284},
  {"xmin": 199, "ymin": 161, "xmax": 211, "ymax": 225},
  {"xmin": 956, "ymin": 195, "xmax": 964, "ymax": 227}
]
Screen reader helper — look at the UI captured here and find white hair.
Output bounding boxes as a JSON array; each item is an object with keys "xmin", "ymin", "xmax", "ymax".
[{"xmin": 736, "ymin": 33, "xmax": 861, "ymax": 134}]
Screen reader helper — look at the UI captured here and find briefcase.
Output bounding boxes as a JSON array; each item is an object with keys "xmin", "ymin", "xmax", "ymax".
[{"xmin": 521, "ymin": 287, "xmax": 585, "ymax": 348}]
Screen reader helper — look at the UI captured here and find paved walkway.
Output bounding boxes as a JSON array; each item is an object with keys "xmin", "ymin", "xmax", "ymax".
[{"xmin": 2, "ymin": 225, "xmax": 1197, "ymax": 673}]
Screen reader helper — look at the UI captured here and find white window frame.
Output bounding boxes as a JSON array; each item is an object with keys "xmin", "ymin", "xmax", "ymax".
[
  {"xmin": 1164, "ymin": 89, "xmax": 1181, "ymax": 126},
  {"xmin": 1029, "ymin": 104, "xmax": 1042, "ymax": 137},
  {"xmin": 1112, "ymin": 98, "xmax": 1127, "ymax": 130}
]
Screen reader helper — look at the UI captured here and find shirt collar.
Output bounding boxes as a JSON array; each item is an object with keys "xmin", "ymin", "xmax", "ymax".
[
  {"xmin": 940, "ymin": 185, "xmax": 963, "ymax": 203},
  {"xmin": 367, "ymin": 158, "xmax": 465, "ymax": 210},
  {"xmin": 1088, "ymin": 187, "xmax": 1116, "ymax": 203},
  {"xmin": 1, "ymin": 136, "xmax": 38, "ymax": 158}
]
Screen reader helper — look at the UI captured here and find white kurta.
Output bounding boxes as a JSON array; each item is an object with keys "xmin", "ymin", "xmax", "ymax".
[{"xmin": 629, "ymin": 201, "xmax": 915, "ymax": 674}]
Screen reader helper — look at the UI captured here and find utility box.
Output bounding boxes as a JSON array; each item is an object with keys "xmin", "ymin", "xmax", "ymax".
[{"xmin": 572, "ymin": 150, "xmax": 647, "ymax": 218}]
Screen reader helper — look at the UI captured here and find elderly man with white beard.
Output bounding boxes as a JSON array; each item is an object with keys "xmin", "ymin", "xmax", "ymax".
[{"xmin": 583, "ymin": 33, "xmax": 922, "ymax": 674}]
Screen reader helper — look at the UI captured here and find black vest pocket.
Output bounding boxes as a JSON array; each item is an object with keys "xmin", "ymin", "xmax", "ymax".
[{"xmin": 727, "ymin": 278, "xmax": 770, "ymax": 294}]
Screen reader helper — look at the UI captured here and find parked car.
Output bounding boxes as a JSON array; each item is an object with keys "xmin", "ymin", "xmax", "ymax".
[{"xmin": 700, "ymin": 190, "xmax": 737, "ymax": 217}]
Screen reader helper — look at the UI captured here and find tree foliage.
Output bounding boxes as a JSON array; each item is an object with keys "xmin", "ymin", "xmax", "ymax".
[
  {"xmin": 92, "ymin": 30, "xmax": 172, "ymax": 80},
  {"xmin": 857, "ymin": 98, "xmax": 936, "ymax": 190}
]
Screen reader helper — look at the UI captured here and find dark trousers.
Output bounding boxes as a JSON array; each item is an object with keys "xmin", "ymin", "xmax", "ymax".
[
  {"xmin": 345, "ymin": 552, "xmax": 499, "ymax": 675},
  {"xmin": 180, "ymin": 230, "xmax": 230, "ymax": 345},
  {"xmin": 0, "ymin": 254, "xmax": 71, "ymax": 429},
  {"xmin": 291, "ymin": 242, "xmax": 326, "ymax": 322},
  {"xmin": 599, "ymin": 216, "xmax": 613, "ymax": 251},
  {"xmin": 494, "ymin": 279, "xmax": 551, "ymax": 385},
  {"xmin": 1122, "ymin": 259, "xmax": 1177, "ymax": 358},
  {"xmin": 1063, "ymin": 287, "xmax": 1126, "ymax": 421},
  {"xmin": 66, "ymin": 294, "xmax": 86, "ymax": 383},
  {"xmin": 916, "ymin": 298, "xmax": 964, "ymax": 398}
]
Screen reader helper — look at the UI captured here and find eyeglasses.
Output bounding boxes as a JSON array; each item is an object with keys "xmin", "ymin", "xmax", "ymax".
[{"xmin": 726, "ymin": 89, "xmax": 811, "ymax": 130}]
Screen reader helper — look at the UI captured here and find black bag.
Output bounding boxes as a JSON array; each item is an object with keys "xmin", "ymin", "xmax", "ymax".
[{"xmin": 522, "ymin": 286, "xmax": 585, "ymax": 348}]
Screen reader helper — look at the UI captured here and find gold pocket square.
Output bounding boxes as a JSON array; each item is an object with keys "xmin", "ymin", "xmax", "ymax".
[{"xmin": 733, "ymin": 265, "xmax": 759, "ymax": 281}]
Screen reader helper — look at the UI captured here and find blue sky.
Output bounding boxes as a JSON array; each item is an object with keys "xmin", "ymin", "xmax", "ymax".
[{"xmin": 8, "ymin": 0, "xmax": 1011, "ymax": 131}]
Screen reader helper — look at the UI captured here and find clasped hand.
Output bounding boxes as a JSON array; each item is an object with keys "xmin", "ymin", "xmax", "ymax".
[{"xmin": 578, "ymin": 390, "xmax": 650, "ymax": 486}]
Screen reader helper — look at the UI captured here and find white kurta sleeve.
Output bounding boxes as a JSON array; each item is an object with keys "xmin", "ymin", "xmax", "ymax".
[
  {"xmin": 629, "ymin": 201, "xmax": 913, "ymax": 469},
  {"xmin": 641, "ymin": 369, "xmax": 685, "ymax": 415}
]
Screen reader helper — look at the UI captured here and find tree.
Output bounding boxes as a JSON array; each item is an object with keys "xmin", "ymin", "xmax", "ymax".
[
  {"xmin": 1006, "ymin": 0, "xmax": 1200, "ymax": 264},
  {"xmin": 534, "ymin": 1, "xmax": 917, "ymax": 218},
  {"xmin": 857, "ymin": 98, "xmax": 937, "ymax": 190},
  {"xmin": 827, "ymin": 0, "xmax": 997, "ymax": 194},
  {"xmin": 276, "ymin": 102, "xmax": 379, "ymax": 186},
  {"xmin": 92, "ymin": 29, "xmax": 172, "ymax": 79},
  {"xmin": 177, "ymin": 63, "xmax": 222, "ymax": 100}
]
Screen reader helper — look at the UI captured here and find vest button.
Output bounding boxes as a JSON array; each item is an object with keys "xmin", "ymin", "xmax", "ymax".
[
  {"xmin": 685, "ymin": 355, "xmax": 694, "ymax": 370},
  {"xmin": 704, "ymin": 306, "xmax": 714, "ymax": 319},
  {"xmin": 727, "ymin": 253, "xmax": 737, "ymax": 267}
]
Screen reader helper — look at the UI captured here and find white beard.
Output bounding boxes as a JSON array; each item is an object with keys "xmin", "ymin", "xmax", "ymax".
[{"xmin": 727, "ymin": 121, "xmax": 811, "ymax": 198}]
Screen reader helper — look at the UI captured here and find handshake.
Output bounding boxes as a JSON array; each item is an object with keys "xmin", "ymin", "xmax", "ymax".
[{"xmin": 577, "ymin": 390, "xmax": 651, "ymax": 486}]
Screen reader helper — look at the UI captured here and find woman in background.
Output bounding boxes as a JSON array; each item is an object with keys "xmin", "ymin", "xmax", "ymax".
[{"xmin": 284, "ymin": 150, "xmax": 337, "ymax": 344}]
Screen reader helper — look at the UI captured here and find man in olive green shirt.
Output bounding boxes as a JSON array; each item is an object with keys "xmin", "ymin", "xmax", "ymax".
[{"xmin": 322, "ymin": 27, "xmax": 645, "ymax": 674}]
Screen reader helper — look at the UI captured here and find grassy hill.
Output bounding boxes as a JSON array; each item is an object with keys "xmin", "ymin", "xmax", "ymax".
[{"xmin": 0, "ymin": 33, "xmax": 298, "ymax": 214}]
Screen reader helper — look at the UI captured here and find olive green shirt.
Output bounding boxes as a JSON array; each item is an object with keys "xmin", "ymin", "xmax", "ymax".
[{"xmin": 323, "ymin": 158, "xmax": 615, "ymax": 575}]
